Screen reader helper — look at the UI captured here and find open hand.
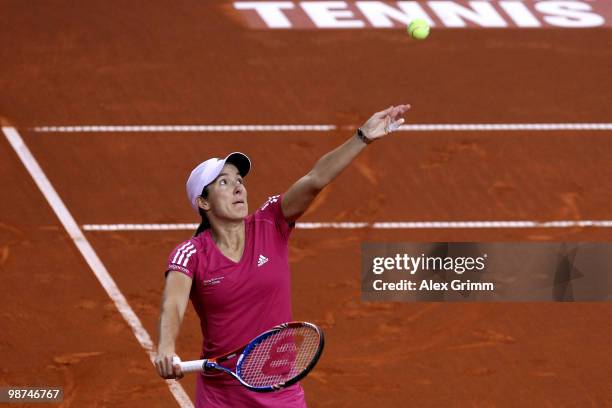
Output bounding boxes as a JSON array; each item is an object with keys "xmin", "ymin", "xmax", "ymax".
[{"xmin": 360, "ymin": 104, "xmax": 411, "ymax": 142}]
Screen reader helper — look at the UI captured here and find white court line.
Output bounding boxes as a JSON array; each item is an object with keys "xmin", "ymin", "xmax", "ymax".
[
  {"xmin": 399, "ymin": 123, "xmax": 612, "ymax": 131},
  {"xmin": 30, "ymin": 123, "xmax": 612, "ymax": 133},
  {"xmin": 31, "ymin": 125, "xmax": 336, "ymax": 132},
  {"xmin": 81, "ymin": 220, "xmax": 612, "ymax": 231},
  {"xmin": 2, "ymin": 127, "xmax": 193, "ymax": 408}
]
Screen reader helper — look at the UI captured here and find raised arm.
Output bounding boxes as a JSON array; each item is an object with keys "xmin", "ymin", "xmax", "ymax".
[
  {"xmin": 281, "ymin": 104, "xmax": 410, "ymax": 223},
  {"xmin": 155, "ymin": 271, "xmax": 192, "ymax": 379}
]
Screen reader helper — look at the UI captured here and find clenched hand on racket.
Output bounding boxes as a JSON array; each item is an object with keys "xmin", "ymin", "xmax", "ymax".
[{"xmin": 155, "ymin": 350, "xmax": 184, "ymax": 380}]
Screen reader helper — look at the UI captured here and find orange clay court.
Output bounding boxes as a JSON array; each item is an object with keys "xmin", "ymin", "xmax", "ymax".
[{"xmin": 1, "ymin": 1, "xmax": 612, "ymax": 407}]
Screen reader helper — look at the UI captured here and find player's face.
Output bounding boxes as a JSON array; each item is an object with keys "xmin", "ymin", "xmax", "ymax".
[{"xmin": 206, "ymin": 163, "xmax": 248, "ymax": 221}]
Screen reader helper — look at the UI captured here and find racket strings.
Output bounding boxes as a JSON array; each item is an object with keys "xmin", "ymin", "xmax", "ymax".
[{"xmin": 239, "ymin": 326, "xmax": 320, "ymax": 387}]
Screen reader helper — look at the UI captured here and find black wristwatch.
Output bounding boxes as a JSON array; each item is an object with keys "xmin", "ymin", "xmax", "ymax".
[{"xmin": 356, "ymin": 128, "xmax": 373, "ymax": 145}]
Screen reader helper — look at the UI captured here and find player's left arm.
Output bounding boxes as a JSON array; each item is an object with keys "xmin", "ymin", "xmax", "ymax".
[{"xmin": 281, "ymin": 104, "xmax": 410, "ymax": 223}]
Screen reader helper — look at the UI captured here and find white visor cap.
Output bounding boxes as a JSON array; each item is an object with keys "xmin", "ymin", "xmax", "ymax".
[{"xmin": 186, "ymin": 152, "xmax": 251, "ymax": 212}]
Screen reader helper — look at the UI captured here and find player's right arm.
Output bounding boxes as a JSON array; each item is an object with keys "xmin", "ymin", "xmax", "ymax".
[{"xmin": 155, "ymin": 271, "xmax": 192, "ymax": 379}]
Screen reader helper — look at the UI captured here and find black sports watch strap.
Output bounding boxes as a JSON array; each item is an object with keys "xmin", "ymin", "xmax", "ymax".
[{"xmin": 356, "ymin": 128, "xmax": 373, "ymax": 145}]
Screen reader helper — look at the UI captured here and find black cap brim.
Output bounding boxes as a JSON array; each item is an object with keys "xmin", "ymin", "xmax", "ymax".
[{"xmin": 224, "ymin": 152, "xmax": 251, "ymax": 177}]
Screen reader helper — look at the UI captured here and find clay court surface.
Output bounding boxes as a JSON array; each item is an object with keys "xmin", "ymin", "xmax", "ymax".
[{"xmin": 2, "ymin": 1, "xmax": 612, "ymax": 407}]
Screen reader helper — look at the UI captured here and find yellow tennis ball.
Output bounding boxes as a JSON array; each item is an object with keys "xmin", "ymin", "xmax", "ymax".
[{"xmin": 408, "ymin": 19, "xmax": 430, "ymax": 40}]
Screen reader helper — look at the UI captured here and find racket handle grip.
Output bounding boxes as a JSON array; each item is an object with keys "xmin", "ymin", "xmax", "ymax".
[{"xmin": 172, "ymin": 357, "xmax": 207, "ymax": 373}]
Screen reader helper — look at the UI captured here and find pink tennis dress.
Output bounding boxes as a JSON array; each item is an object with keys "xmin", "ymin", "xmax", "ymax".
[{"xmin": 166, "ymin": 195, "xmax": 307, "ymax": 407}]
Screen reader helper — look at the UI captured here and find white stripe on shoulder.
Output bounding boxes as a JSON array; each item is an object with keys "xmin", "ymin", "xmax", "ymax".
[
  {"xmin": 171, "ymin": 242, "xmax": 192, "ymax": 264},
  {"xmin": 182, "ymin": 249, "xmax": 197, "ymax": 267},
  {"xmin": 173, "ymin": 242, "xmax": 194, "ymax": 265},
  {"xmin": 175, "ymin": 243, "xmax": 194, "ymax": 265}
]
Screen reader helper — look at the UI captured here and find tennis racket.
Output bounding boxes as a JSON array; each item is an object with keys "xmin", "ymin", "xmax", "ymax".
[{"xmin": 173, "ymin": 321, "xmax": 324, "ymax": 392}]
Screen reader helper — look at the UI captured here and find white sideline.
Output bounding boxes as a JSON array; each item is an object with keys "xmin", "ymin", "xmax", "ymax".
[
  {"xmin": 30, "ymin": 123, "xmax": 612, "ymax": 133},
  {"xmin": 81, "ymin": 220, "xmax": 612, "ymax": 231},
  {"xmin": 31, "ymin": 124, "xmax": 336, "ymax": 132},
  {"xmin": 2, "ymin": 127, "xmax": 193, "ymax": 408}
]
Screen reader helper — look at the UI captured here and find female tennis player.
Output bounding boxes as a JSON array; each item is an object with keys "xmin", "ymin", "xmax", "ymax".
[{"xmin": 155, "ymin": 104, "xmax": 410, "ymax": 407}]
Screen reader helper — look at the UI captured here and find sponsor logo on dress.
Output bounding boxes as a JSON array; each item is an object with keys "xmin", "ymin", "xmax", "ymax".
[
  {"xmin": 203, "ymin": 277, "xmax": 225, "ymax": 286},
  {"xmin": 257, "ymin": 254, "xmax": 269, "ymax": 267},
  {"xmin": 168, "ymin": 264, "xmax": 190, "ymax": 274},
  {"xmin": 260, "ymin": 195, "xmax": 280, "ymax": 211}
]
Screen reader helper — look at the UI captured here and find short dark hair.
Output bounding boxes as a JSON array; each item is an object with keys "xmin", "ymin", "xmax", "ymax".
[{"xmin": 194, "ymin": 185, "xmax": 210, "ymax": 236}]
